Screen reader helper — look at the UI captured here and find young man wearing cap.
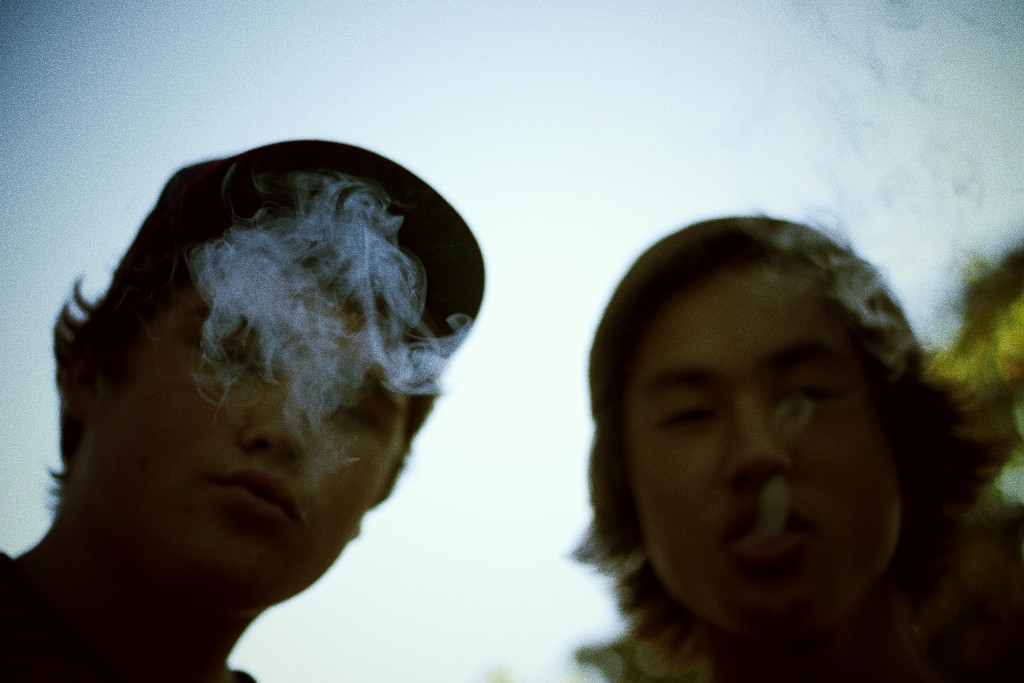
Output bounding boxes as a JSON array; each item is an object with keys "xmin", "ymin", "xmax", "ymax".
[
  {"xmin": 576, "ymin": 217, "xmax": 1012, "ymax": 682},
  {"xmin": 1, "ymin": 140, "xmax": 485, "ymax": 682}
]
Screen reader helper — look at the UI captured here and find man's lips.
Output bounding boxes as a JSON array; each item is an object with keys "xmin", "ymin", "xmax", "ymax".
[
  {"xmin": 727, "ymin": 529, "xmax": 806, "ymax": 573},
  {"xmin": 723, "ymin": 504, "xmax": 810, "ymax": 543},
  {"xmin": 723, "ymin": 504, "xmax": 810, "ymax": 571},
  {"xmin": 724, "ymin": 504, "xmax": 762, "ymax": 544},
  {"xmin": 214, "ymin": 470, "xmax": 302, "ymax": 522}
]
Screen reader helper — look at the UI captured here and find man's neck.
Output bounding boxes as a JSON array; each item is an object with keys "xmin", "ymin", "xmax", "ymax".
[
  {"xmin": 16, "ymin": 521, "xmax": 259, "ymax": 683},
  {"xmin": 699, "ymin": 582, "xmax": 944, "ymax": 683}
]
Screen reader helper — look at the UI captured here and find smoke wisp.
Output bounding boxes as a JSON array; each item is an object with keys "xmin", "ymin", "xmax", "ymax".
[{"xmin": 187, "ymin": 170, "xmax": 470, "ymax": 474}]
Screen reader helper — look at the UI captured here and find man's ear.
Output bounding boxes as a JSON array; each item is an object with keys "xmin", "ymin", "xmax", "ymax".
[
  {"xmin": 55, "ymin": 354, "xmax": 104, "ymax": 475},
  {"xmin": 60, "ymin": 355, "xmax": 102, "ymax": 423}
]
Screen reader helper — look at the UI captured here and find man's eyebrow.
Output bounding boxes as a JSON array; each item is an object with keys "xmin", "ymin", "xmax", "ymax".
[
  {"xmin": 642, "ymin": 367, "xmax": 713, "ymax": 394},
  {"xmin": 769, "ymin": 341, "xmax": 844, "ymax": 371},
  {"xmin": 639, "ymin": 341, "xmax": 844, "ymax": 395}
]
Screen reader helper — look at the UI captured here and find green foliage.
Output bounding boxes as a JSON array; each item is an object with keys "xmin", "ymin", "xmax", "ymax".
[
  {"xmin": 573, "ymin": 637, "xmax": 702, "ymax": 683},
  {"xmin": 923, "ymin": 238, "xmax": 1024, "ymax": 679},
  {"xmin": 933, "ymin": 241, "xmax": 1024, "ymax": 502}
]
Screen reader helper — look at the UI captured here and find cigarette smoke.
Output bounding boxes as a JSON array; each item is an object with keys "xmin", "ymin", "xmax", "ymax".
[
  {"xmin": 738, "ymin": 397, "xmax": 803, "ymax": 544},
  {"xmin": 731, "ymin": 1, "xmax": 1024, "ymax": 345},
  {"xmin": 186, "ymin": 170, "xmax": 470, "ymax": 473},
  {"xmin": 826, "ymin": 247, "xmax": 915, "ymax": 376},
  {"xmin": 744, "ymin": 474, "xmax": 791, "ymax": 543},
  {"xmin": 758, "ymin": 220, "xmax": 917, "ymax": 378},
  {"xmin": 771, "ymin": 391, "xmax": 814, "ymax": 441}
]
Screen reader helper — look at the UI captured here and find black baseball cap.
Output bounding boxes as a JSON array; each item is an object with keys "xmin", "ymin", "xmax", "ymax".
[{"xmin": 118, "ymin": 139, "xmax": 485, "ymax": 336}]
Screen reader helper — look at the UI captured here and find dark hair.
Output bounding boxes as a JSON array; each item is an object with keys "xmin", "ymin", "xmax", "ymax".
[
  {"xmin": 52, "ymin": 140, "xmax": 485, "ymax": 504},
  {"xmin": 575, "ymin": 216, "xmax": 1014, "ymax": 658}
]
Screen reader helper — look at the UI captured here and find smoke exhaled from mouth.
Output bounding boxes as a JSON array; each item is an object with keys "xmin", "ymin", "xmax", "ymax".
[
  {"xmin": 187, "ymin": 170, "xmax": 470, "ymax": 473},
  {"xmin": 744, "ymin": 474, "xmax": 790, "ymax": 544}
]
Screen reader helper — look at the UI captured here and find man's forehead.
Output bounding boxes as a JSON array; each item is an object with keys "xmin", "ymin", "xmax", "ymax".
[
  {"xmin": 628, "ymin": 265, "xmax": 859, "ymax": 386},
  {"xmin": 646, "ymin": 264, "xmax": 829, "ymax": 336}
]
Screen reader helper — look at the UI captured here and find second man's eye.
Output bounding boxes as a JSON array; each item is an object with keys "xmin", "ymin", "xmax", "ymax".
[
  {"xmin": 659, "ymin": 408, "xmax": 715, "ymax": 428},
  {"xmin": 797, "ymin": 386, "xmax": 838, "ymax": 399}
]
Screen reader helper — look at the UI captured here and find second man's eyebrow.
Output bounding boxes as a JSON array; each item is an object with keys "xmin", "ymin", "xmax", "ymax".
[
  {"xmin": 639, "ymin": 340, "xmax": 844, "ymax": 396},
  {"xmin": 642, "ymin": 367, "xmax": 713, "ymax": 395},
  {"xmin": 769, "ymin": 341, "xmax": 844, "ymax": 371}
]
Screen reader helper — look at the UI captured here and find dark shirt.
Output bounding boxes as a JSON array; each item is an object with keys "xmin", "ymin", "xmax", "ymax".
[{"xmin": 0, "ymin": 553, "xmax": 256, "ymax": 682}]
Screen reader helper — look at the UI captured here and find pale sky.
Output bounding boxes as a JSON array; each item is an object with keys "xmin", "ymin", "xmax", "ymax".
[{"xmin": 2, "ymin": 1, "xmax": 1023, "ymax": 681}]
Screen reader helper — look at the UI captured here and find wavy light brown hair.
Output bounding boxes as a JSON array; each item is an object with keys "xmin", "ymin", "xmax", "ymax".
[{"xmin": 575, "ymin": 216, "xmax": 1014, "ymax": 659}]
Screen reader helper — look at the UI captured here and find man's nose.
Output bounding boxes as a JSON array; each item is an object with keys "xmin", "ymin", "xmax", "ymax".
[
  {"xmin": 233, "ymin": 382, "xmax": 302, "ymax": 472},
  {"xmin": 725, "ymin": 395, "xmax": 795, "ymax": 493}
]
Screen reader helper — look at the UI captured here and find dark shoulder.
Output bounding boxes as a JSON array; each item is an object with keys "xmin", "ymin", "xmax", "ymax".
[
  {"xmin": 0, "ymin": 552, "xmax": 119, "ymax": 681},
  {"xmin": 2, "ymin": 554, "xmax": 258, "ymax": 682}
]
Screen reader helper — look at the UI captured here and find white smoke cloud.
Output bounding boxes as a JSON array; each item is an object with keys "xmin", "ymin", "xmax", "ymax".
[{"xmin": 187, "ymin": 170, "xmax": 470, "ymax": 474}]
